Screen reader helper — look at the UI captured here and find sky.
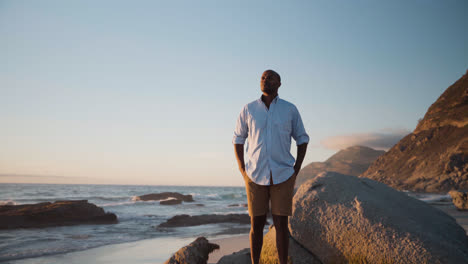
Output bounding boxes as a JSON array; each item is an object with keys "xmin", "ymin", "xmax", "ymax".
[{"xmin": 1, "ymin": 0, "xmax": 467, "ymax": 186}]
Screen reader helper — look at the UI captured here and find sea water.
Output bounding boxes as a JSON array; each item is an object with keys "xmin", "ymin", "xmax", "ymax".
[
  {"xmin": 0, "ymin": 183, "xmax": 248, "ymax": 262},
  {"xmin": 0, "ymin": 183, "xmax": 453, "ymax": 263}
]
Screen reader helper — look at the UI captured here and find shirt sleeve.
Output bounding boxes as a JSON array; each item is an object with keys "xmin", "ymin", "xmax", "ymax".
[
  {"xmin": 292, "ymin": 106, "xmax": 309, "ymax": 145},
  {"xmin": 232, "ymin": 105, "xmax": 248, "ymax": 144}
]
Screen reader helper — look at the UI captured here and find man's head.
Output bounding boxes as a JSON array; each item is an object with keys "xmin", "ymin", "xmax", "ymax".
[{"xmin": 260, "ymin": 70, "xmax": 281, "ymax": 95}]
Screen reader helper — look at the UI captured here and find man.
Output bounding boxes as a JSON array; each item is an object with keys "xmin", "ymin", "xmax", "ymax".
[{"xmin": 233, "ymin": 70, "xmax": 309, "ymax": 264}]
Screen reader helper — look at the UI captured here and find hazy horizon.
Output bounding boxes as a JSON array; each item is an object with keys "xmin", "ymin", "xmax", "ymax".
[{"xmin": 1, "ymin": 1, "xmax": 467, "ymax": 186}]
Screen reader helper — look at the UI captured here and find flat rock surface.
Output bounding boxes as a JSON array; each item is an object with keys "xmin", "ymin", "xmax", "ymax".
[
  {"xmin": 134, "ymin": 192, "xmax": 194, "ymax": 202},
  {"xmin": 290, "ymin": 172, "xmax": 468, "ymax": 263},
  {"xmin": 0, "ymin": 200, "xmax": 117, "ymax": 229}
]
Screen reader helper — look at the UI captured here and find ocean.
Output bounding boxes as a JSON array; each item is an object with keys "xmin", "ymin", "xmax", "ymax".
[{"xmin": 0, "ymin": 183, "xmax": 452, "ymax": 263}]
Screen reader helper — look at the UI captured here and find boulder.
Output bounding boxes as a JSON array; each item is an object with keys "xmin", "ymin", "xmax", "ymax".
[
  {"xmin": 0, "ymin": 200, "xmax": 118, "ymax": 229},
  {"xmin": 158, "ymin": 214, "xmax": 251, "ymax": 228},
  {"xmin": 260, "ymin": 225, "xmax": 322, "ymax": 264},
  {"xmin": 160, "ymin": 198, "xmax": 183, "ymax": 205},
  {"xmin": 164, "ymin": 236, "xmax": 219, "ymax": 264},
  {"xmin": 134, "ymin": 192, "xmax": 194, "ymax": 202},
  {"xmin": 449, "ymin": 190, "xmax": 468, "ymax": 210},
  {"xmin": 289, "ymin": 172, "xmax": 468, "ymax": 263},
  {"xmin": 217, "ymin": 248, "xmax": 250, "ymax": 264}
]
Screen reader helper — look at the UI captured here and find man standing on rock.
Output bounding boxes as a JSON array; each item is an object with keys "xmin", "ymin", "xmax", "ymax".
[{"xmin": 233, "ymin": 70, "xmax": 309, "ymax": 264}]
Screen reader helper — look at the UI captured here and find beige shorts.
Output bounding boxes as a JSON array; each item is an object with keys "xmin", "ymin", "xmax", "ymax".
[{"xmin": 243, "ymin": 172, "xmax": 296, "ymax": 217}]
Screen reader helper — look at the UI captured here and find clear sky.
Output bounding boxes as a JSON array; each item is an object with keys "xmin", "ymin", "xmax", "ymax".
[{"xmin": 1, "ymin": 0, "xmax": 467, "ymax": 186}]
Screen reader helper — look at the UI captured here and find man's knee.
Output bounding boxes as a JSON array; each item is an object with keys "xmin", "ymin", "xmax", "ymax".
[
  {"xmin": 272, "ymin": 214, "xmax": 288, "ymax": 230},
  {"xmin": 250, "ymin": 214, "xmax": 267, "ymax": 234}
]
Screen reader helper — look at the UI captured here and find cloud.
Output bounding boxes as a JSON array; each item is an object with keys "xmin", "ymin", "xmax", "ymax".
[{"xmin": 321, "ymin": 129, "xmax": 410, "ymax": 151}]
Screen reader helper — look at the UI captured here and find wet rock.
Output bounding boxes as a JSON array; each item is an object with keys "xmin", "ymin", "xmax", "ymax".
[
  {"xmin": 134, "ymin": 192, "xmax": 194, "ymax": 202},
  {"xmin": 449, "ymin": 190, "xmax": 468, "ymax": 210},
  {"xmin": 0, "ymin": 200, "xmax": 117, "ymax": 229},
  {"xmin": 290, "ymin": 172, "xmax": 468, "ymax": 263},
  {"xmin": 160, "ymin": 198, "xmax": 183, "ymax": 205},
  {"xmin": 228, "ymin": 203, "xmax": 248, "ymax": 207},
  {"xmin": 158, "ymin": 214, "xmax": 251, "ymax": 228},
  {"xmin": 164, "ymin": 236, "xmax": 219, "ymax": 264}
]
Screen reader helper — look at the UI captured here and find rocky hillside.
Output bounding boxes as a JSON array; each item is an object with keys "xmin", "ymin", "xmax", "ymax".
[
  {"xmin": 295, "ymin": 145, "xmax": 385, "ymax": 187},
  {"xmin": 360, "ymin": 71, "xmax": 468, "ymax": 193}
]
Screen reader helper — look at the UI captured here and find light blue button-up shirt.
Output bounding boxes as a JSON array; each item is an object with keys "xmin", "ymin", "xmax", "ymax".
[{"xmin": 233, "ymin": 95, "xmax": 309, "ymax": 186}]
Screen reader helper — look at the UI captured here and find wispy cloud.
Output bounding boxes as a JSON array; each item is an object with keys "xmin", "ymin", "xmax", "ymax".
[{"xmin": 321, "ymin": 129, "xmax": 410, "ymax": 151}]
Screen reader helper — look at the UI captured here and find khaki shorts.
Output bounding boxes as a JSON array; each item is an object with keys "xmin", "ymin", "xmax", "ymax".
[{"xmin": 243, "ymin": 173, "xmax": 296, "ymax": 217}]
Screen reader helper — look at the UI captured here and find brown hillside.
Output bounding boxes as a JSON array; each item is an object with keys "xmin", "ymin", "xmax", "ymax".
[
  {"xmin": 295, "ymin": 145, "xmax": 385, "ymax": 188},
  {"xmin": 360, "ymin": 71, "xmax": 468, "ymax": 193}
]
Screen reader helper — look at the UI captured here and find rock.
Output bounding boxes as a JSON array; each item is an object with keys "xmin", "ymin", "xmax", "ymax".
[
  {"xmin": 158, "ymin": 214, "xmax": 251, "ymax": 228},
  {"xmin": 260, "ymin": 225, "xmax": 322, "ymax": 264},
  {"xmin": 361, "ymin": 72, "xmax": 468, "ymax": 193},
  {"xmin": 289, "ymin": 172, "xmax": 468, "ymax": 263},
  {"xmin": 134, "ymin": 192, "xmax": 194, "ymax": 202},
  {"xmin": 164, "ymin": 236, "xmax": 219, "ymax": 264},
  {"xmin": 228, "ymin": 203, "xmax": 248, "ymax": 207},
  {"xmin": 160, "ymin": 198, "xmax": 183, "ymax": 205},
  {"xmin": 217, "ymin": 248, "xmax": 250, "ymax": 264},
  {"xmin": 449, "ymin": 190, "xmax": 468, "ymax": 210},
  {"xmin": 296, "ymin": 146, "xmax": 384, "ymax": 188},
  {"xmin": 0, "ymin": 200, "xmax": 118, "ymax": 229}
]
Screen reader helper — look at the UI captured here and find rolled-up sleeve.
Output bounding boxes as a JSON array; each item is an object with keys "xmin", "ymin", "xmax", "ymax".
[
  {"xmin": 232, "ymin": 105, "xmax": 248, "ymax": 144},
  {"xmin": 292, "ymin": 106, "xmax": 309, "ymax": 145}
]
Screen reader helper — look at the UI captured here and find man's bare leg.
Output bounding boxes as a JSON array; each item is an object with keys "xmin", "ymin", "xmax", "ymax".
[
  {"xmin": 250, "ymin": 214, "xmax": 267, "ymax": 264},
  {"xmin": 273, "ymin": 214, "xmax": 289, "ymax": 264}
]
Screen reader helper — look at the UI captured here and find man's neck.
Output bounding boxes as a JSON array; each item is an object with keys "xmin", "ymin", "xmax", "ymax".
[{"xmin": 261, "ymin": 93, "xmax": 278, "ymax": 109}]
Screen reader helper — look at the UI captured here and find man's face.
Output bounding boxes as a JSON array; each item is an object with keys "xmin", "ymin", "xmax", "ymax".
[{"xmin": 260, "ymin": 71, "xmax": 281, "ymax": 95}]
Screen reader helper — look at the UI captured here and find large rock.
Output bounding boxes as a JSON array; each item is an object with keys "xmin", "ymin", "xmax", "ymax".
[
  {"xmin": 134, "ymin": 192, "xmax": 194, "ymax": 202},
  {"xmin": 217, "ymin": 248, "xmax": 251, "ymax": 264},
  {"xmin": 296, "ymin": 146, "xmax": 384, "ymax": 188},
  {"xmin": 160, "ymin": 198, "xmax": 183, "ymax": 205},
  {"xmin": 361, "ymin": 71, "xmax": 468, "ymax": 193},
  {"xmin": 289, "ymin": 172, "xmax": 468, "ymax": 263},
  {"xmin": 158, "ymin": 214, "xmax": 251, "ymax": 228},
  {"xmin": 0, "ymin": 200, "xmax": 118, "ymax": 229},
  {"xmin": 449, "ymin": 190, "xmax": 468, "ymax": 210},
  {"xmin": 260, "ymin": 225, "xmax": 322, "ymax": 264},
  {"xmin": 164, "ymin": 236, "xmax": 219, "ymax": 264}
]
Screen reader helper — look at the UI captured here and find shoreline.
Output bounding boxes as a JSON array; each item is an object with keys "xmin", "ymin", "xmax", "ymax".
[{"xmin": 6, "ymin": 203, "xmax": 467, "ymax": 264}]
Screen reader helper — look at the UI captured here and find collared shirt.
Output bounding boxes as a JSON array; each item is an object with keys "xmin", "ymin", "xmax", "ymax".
[{"xmin": 232, "ymin": 95, "xmax": 309, "ymax": 186}]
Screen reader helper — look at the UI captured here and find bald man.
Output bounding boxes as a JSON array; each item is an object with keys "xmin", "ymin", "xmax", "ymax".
[{"xmin": 233, "ymin": 70, "xmax": 309, "ymax": 264}]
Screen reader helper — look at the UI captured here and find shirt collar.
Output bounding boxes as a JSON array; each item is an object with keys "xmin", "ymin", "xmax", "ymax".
[{"xmin": 259, "ymin": 94, "xmax": 280, "ymax": 104}]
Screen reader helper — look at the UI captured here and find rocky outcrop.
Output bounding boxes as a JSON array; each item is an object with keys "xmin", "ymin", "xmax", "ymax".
[
  {"xmin": 134, "ymin": 192, "xmax": 194, "ymax": 202},
  {"xmin": 288, "ymin": 172, "xmax": 468, "ymax": 263},
  {"xmin": 361, "ymin": 72, "xmax": 468, "ymax": 193},
  {"xmin": 160, "ymin": 198, "xmax": 183, "ymax": 205},
  {"xmin": 449, "ymin": 190, "xmax": 468, "ymax": 210},
  {"xmin": 164, "ymin": 237, "xmax": 219, "ymax": 264},
  {"xmin": 158, "ymin": 214, "xmax": 251, "ymax": 228},
  {"xmin": 0, "ymin": 200, "xmax": 118, "ymax": 229},
  {"xmin": 260, "ymin": 225, "xmax": 322, "ymax": 264},
  {"xmin": 296, "ymin": 146, "xmax": 384, "ymax": 188},
  {"xmin": 216, "ymin": 248, "xmax": 250, "ymax": 264}
]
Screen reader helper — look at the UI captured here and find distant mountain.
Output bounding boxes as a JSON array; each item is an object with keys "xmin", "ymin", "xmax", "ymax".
[
  {"xmin": 360, "ymin": 71, "xmax": 468, "ymax": 193},
  {"xmin": 295, "ymin": 145, "xmax": 385, "ymax": 188}
]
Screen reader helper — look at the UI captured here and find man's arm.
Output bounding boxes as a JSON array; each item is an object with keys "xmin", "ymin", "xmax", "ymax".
[
  {"xmin": 294, "ymin": 143, "xmax": 308, "ymax": 176},
  {"xmin": 234, "ymin": 144, "xmax": 247, "ymax": 178}
]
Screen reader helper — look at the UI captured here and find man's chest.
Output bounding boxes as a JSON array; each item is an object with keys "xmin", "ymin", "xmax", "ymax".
[{"xmin": 247, "ymin": 107, "xmax": 292, "ymax": 135}]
